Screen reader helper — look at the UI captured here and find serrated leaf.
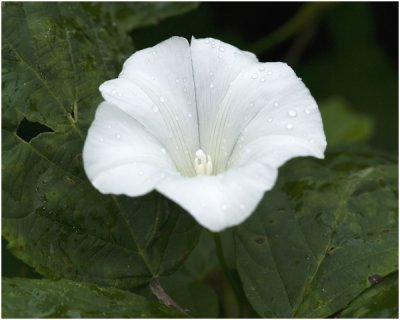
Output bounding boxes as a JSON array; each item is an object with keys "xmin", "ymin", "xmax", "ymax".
[
  {"xmin": 320, "ymin": 97, "xmax": 374, "ymax": 145},
  {"xmin": 339, "ymin": 272, "xmax": 398, "ymax": 318},
  {"xmin": 235, "ymin": 146, "xmax": 398, "ymax": 318},
  {"xmin": 2, "ymin": 2, "xmax": 200, "ymax": 289},
  {"xmin": 2, "ymin": 277, "xmax": 184, "ymax": 318}
]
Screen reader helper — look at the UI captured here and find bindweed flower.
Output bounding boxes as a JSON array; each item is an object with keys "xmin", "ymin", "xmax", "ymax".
[{"xmin": 83, "ymin": 37, "xmax": 326, "ymax": 232}]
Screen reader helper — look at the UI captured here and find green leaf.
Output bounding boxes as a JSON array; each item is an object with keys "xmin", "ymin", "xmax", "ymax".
[
  {"xmin": 2, "ymin": 2, "xmax": 200, "ymax": 289},
  {"xmin": 340, "ymin": 272, "xmax": 398, "ymax": 318},
  {"xmin": 2, "ymin": 277, "xmax": 184, "ymax": 318},
  {"xmin": 320, "ymin": 97, "xmax": 374, "ymax": 145},
  {"xmin": 235, "ymin": 146, "xmax": 398, "ymax": 318}
]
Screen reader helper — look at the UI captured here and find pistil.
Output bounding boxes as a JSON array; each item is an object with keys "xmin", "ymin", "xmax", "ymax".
[{"xmin": 194, "ymin": 149, "xmax": 213, "ymax": 176}]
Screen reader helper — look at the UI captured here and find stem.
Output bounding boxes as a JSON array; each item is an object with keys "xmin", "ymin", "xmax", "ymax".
[
  {"xmin": 248, "ymin": 2, "xmax": 336, "ymax": 55},
  {"xmin": 149, "ymin": 278, "xmax": 187, "ymax": 315},
  {"xmin": 212, "ymin": 232, "xmax": 244, "ymax": 316}
]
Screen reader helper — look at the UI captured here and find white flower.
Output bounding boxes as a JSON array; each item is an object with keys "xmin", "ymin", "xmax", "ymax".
[{"xmin": 83, "ymin": 36, "xmax": 326, "ymax": 232}]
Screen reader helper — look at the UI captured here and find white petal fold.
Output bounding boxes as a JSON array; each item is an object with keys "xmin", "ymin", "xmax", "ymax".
[
  {"xmin": 100, "ymin": 37, "xmax": 200, "ymax": 176},
  {"xmin": 83, "ymin": 102, "xmax": 176, "ymax": 196},
  {"xmin": 157, "ymin": 162, "xmax": 277, "ymax": 232}
]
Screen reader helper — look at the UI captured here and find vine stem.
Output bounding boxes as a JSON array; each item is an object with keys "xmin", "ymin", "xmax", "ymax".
[
  {"xmin": 248, "ymin": 2, "xmax": 336, "ymax": 55},
  {"xmin": 212, "ymin": 232, "xmax": 244, "ymax": 316},
  {"xmin": 150, "ymin": 278, "xmax": 188, "ymax": 315}
]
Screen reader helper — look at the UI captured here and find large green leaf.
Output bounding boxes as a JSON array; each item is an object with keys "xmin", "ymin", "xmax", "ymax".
[
  {"xmin": 2, "ymin": 277, "xmax": 183, "ymax": 318},
  {"xmin": 2, "ymin": 2, "xmax": 200, "ymax": 289},
  {"xmin": 235, "ymin": 146, "xmax": 398, "ymax": 318},
  {"xmin": 339, "ymin": 272, "xmax": 398, "ymax": 318}
]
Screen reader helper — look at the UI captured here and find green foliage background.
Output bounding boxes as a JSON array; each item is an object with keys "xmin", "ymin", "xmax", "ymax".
[{"xmin": 2, "ymin": 2, "xmax": 398, "ymax": 318}]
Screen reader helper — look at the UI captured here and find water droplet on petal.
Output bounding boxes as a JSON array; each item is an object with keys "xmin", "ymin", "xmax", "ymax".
[
  {"xmin": 218, "ymin": 54, "xmax": 223, "ymax": 59},
  {"xmin": 210, "ymin": 83, "xmax": 214, "ymax": 89},
  {"xmin": 188, "ymin": 112, "xmax": 192, "ymax": 118},
  {"xmin": 246, "ymin": 148, "xmax": 251, "ymax": 153},
  {"xmin": 111, "ymin": 89, "xmax": 117, "ymax": 94},
  {"xmin": 152, "ymin": 106, "xmax": 159, "ymax": 113},
  {"xmin": 273, "ymin": 102, "xmax": 280, "ymax": 107},
  {"xmin": 287, "ymin": 123, "xmax": 294, "ymax": 129},
  {"xmin": 115, "ymin": 133, "xmax": 121, "ymax": 139},
  {"xmin": 159, "ymin": 96, "xmax": 165, "ymax": 103},
  {"xmin": 267, "ymin": 70, "xmax": 273, "ymax": 75},
  {"xmin": 99, "ymin": 137, "xmax": 104, "ymax": 142},
  {"xmin": 304, "ymin": 108, "xmax": 311, "ymax": 114},
  {"xmin": 268, "ymin": 117, "xmax": 273, "ymax": 122},
  {"xmin": 251, "ymin": 73, "xmax": 258, "ymax": 79},
  {"xmin": 161, "ymin": 148, "xmax": 166, "ymax": 155},
  {"xmin": 175, "ymin": 115, "xmax": 179, "ymax": 121},
  {"xmin": 106, "ymin": 124, "xmax": 112, "ymax": 129},
  {"xmin": 219, "ymin": 46, "xmax": 225, "ymax": 52},
  {"xmin": 240, "ymin": 204, "xmax": 245, "ymax": 210},
  {"xmin": 260, "ymin": 78, "xmax": 265, "ymax": 82},
  {"xmin": 175, "ymin": 79, "xmax": 180, "ymax": 83},
  {"xmin": 222, "ymin": 204, "xmax": 227, "ymax": 210},
  {"xmin": 259, "ymin": 66, "xmax": 265, "ymax": 72},
  {"xmin": 288, "ymin": 110, "xmax": 297, "ymax": 117},
  {"xmin": 139, "ymin": 171, "xmax": 143, "ymax": 175}
]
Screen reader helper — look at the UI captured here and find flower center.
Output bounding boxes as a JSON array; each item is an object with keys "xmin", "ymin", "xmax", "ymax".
[{"xmin": 194, "ymin": 149, "xmax": 213, "ymax": 176}]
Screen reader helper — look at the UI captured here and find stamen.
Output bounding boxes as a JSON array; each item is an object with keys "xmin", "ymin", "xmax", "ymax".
[{"xmin": 194, "ymin": 149, "xmax": 213, "ymax": 176}]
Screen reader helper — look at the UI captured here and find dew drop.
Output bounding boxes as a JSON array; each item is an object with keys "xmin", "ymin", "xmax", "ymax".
[
  {"xmin": 139, "ymin": 171, "xmax": 143, "ymax": 175},
  {"xmin": 175, "ymin": 115, "xmax": 179, "ymax": 121},
  {"xmin": 218, "ymin": 54, "xmax": 223, "ymax": 59},
  {"xmin": 240, "ymin": 136, "xmax": 244, "ymax": 142},
  {"xmin": 219, "ymin": 46, "xmax": 225, "ymax": 52},
  {"xmin": 106, "ymin": 124, "xmax": 112, "ymax": 129},
  {"xmin": 188, "ymin": 112, "xmax": 192, "ymax": 118},
  {"xmin": 159, "ymin": 96, "xmax": 165, "ymax": 103},
  {"xmin": 259, "ymin": 66, "xmax": 265, "ymax": 72},
  {"xmin": 240, "ymin": 204, "xmax": 245, "ymax": 210},
  {"xmin": 287, "ymin": 123, "xmax": 294, "ymax": 129},
  {"xmin": 161, "ymin": 148, "xmax": 166, "ymax": 155},
  {"xmin": 251, "ymin": 73, "xmax": 258, "ymax": 79},
  {"xmin": 267, "ymin": 70, "xmax": 273, "ymax": 75},
  {"xmin": 111, "ymin": 89, "xmax": 117, "ymax": 94},
  {"xmin": 99, "ymin": 137, "xmax": 104, "ymax": 142},
  {"xmin": 115, "ymin": 133, "xmax": 121, "ymax": 139},
  {"xmin": 205, "ymin": 39, "xmax": 210, "ymax": 44},
  {"xmin": 246, "ymin": 148, "xmax": 251, "ymax": 153},
  {"xmin": 260, "ymin": 78, "xmax": 265, "ymax": 82},
  {"xmin": 304, "ymin": 108, "xmax": 311, "ymax": 114},
  {"xmin": 268, "ymin": 117, "xmax": 273, "ymax": 122},
  {"xmin": 273, "ymin": 102, "xmax": 280, "ymax": 107},
  {"xmin": 210, "ymin": 83, "xmax": 214, "ymax": 89},
  {"xmin": 152, "ymin": 106, "xmax": 159, "ymax": 113},
  {"xmin": 288, "ymin": 110, "xmax": 297, "ymax": 117},
  {"xmin": 222, "ymin": 204, "xmax": 227, "ymax": 210},
  {"xmin": 175, "ymin": 79, "xmax": 180, "ymax": 83}
]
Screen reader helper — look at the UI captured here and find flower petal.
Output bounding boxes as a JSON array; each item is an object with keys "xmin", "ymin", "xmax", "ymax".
[
  {"xmin": 99, "ymin": 37, "xmax": 199, "ymax": 176},
  {"xmin": 157, "ymin": 162, "xmax": 277, "ymax": 232},
  {"xmin": 83, "ymin": 102, "xmax": 177, "ymax": 196},
  {"xmin": 190, "ymin": 37, "xmax": 258, "ymax": 158},
  {"xmin": 225, "ymin": 62, "xmax": 327, "ymax": 169}
]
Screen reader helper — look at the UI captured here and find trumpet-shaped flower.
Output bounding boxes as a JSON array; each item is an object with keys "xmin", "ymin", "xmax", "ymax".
[{"xmin": 83, "ymin": 36, "xmax": 326, "ymax": 232}]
